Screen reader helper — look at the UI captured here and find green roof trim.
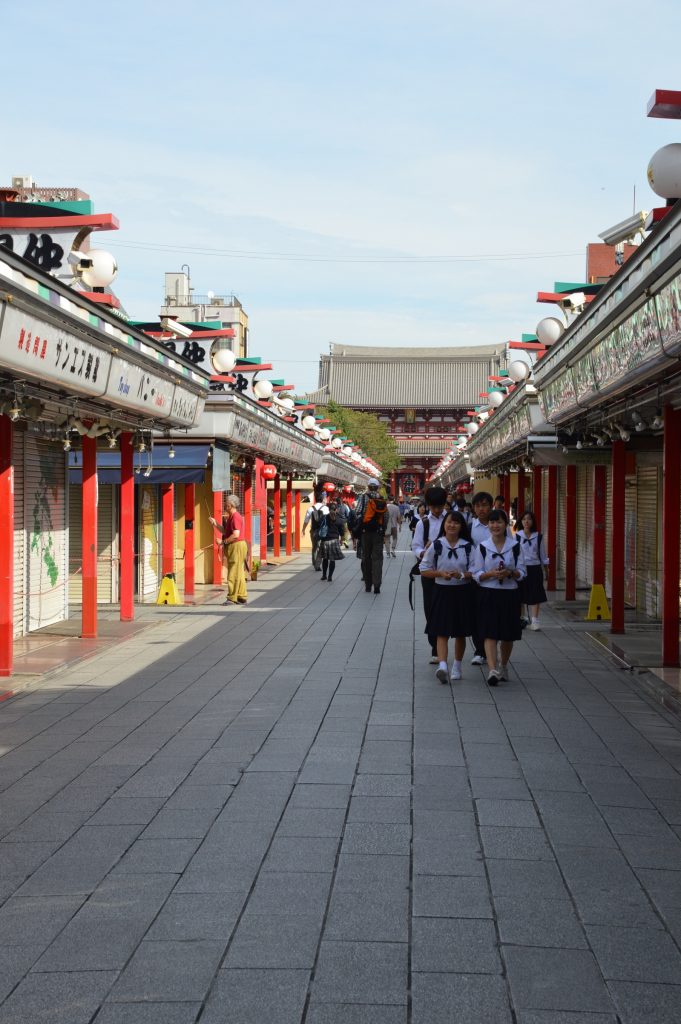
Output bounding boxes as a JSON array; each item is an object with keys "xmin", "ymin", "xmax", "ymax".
[
  {"xmin": 270, "ymin": 379, "xmax": 285, "ymax": 386},
  {"xmin": 236, "ymin": 356, "xmax": 262, "ymax": 365},
  {"xmin": 521, "ymin": 333, "xmax": 538, "ymax": 342},
  {"xmin": 554, "ymin": 281, "xmax": 602, "ymax": 295},
  {"xmin": 35, "ymin": 199, "xmax": 95, "ymax": 215}
]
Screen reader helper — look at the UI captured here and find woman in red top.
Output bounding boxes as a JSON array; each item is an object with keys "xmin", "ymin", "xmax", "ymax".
[{"xmin": 209, "ymin": 493, "xmax": 249, "ymax": 605}]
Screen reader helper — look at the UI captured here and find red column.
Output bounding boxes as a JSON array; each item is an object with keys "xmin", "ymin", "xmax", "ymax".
[
  {"xmin": 119, "ymin": 432, "xmax": 134, "ymax": 621},
  {"xmin": 611, "ymin": 441, "xmax": 625, "ymax": 634},
  {"xmin": 184, "ymin": 483, "xmax": 195, "ymax": 600},
  {"xmin": 161, "ymin": 483, "xmax": 174, "ymax": 577},
  {"xmin": 593, "ymin": 465, "xmax": 607, "ymax": 586},
  {"xmin": 533, "ymin": 466, "xmax": 542, "ymax": 528},
  {"xmin": 0, "ymin": 416, "xmax": 13, "ymax": 676},
  {"xmin": 295, "ymin": 489, "xmax": 301, "ymax": 552},
  {"xmin": 565, "ymin": 463, "xmax": 576, "ymax": 601},
  {"xmin": 286, "ymin": 475, "xmax": 293, "ymax": 556},
  {"xmin": 517, "ymin": 469, "xmax": 526, "ymax": 520},
  {"xmin": 273, "ymin": 475, "xmax": 281, "ymax": 557},
  {"xmin": 547, "ymin": 465, "xmax": 557, "ymax": 591},
  {"xmin": 662, "ymin": 406, "xmax": 681, "ymax": 665},
  {"xmin": 212, "ymin": 489, "xmax": 223, "ymax": 586},
  {"xmin": 81, "ymin": 435, "xmax": 97, "ymax": 638},
  {"xmin": 243, "ymin": 464, "xmax": 253, "ymax": 545},
  {"xmin": 259, "ymin": 504, "xmax": 267, "ymax": 565}
]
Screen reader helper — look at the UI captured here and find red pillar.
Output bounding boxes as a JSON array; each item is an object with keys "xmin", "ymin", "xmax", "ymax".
[
  {"xmin": 662, "ymin": 406, "xmax": 681, "ymax": 665},
  {"xmin": 611, "ymin": 441, "xmax": 626, "ymax": 634},
  {"xmin": 184, "ymin": 483, "xmax": 195, "ymax": 600},
  {"xmin": 286, "ymin": 475, "xmax": 293, "ymax": 556},
  {"xmin": 547, "ymin": 465, "xmax": 557, "ymax": 591},
  {"xmin": 295, "ymin": 489, "xmax": 301, "ymax": 552},
  {"xmin": 517, "ymin": 469, "xmax": 526, "ymax": 520},
  {"xmin": 212, "ymin": 489, "xmax": 223, "ymax": 586},
  {"xmin": 161, "ymin": 483, "xmax": 174, "ymax": 577},
  {"xmin": 593, "ymin": 465, "xmax": 607, "ymax": 586},
  {"xmin": 243, "ymin": 464, "xmax": 253, "ymax": 545},
  {"xmin": 533, "ymin": 466, "xmax": 542, "ymax": 528},
  {"xmin": 273, "ymin": 475, "xmax": 281, "ymax": 558},
  {"xmin": 81, "ymin": 436, "xmax": 97, "ymax": 638},
  {"xmin": 120, "ymin": 432, "xmax": 134, "ymax": 621},
  {"xmin": 0, "ymin": 416, "xmax": 13, "ymax": 676},
  {"xmin": 565, "ymin": 463, "xmax": 576, "ymax": 601}
]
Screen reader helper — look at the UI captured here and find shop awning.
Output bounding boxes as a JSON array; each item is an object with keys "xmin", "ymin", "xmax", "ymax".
[{"xmin": 68, "ymin": 444, "xmax": 211, "ymax": 485}]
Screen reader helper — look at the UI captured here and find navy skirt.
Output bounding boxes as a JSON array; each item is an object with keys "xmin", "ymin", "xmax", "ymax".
[
  {"xmin": 518, "ymin": 564, "xmax": 547, "ymax": 605},
  {"xmin": 477, "ymin": 587, "xmax": 523, "ymax": 642},
  {"xmin": 425, "ymin": 583, "xmax": 474, "ymax": 638}
]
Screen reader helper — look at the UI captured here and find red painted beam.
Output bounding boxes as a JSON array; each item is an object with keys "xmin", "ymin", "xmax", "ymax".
[
  {"xmin": 537, "ymin": 292, "xmax": 596, "ymax": 304},
  {"xmin": 508, "ymin": 342, "xmax": 546, "ymax": 352},
  {"xmin": 81, "ymin": 436, "xmax": 98, "ymax": 639},
  {"xmin": 662, "ymin": 406, "xmax": 681, "ymax": 665},
  {"xmin": 243, "ymin": 464, "xmax": 253, "ymax": 545},
  {"xmin": 645, "ymin": 207, "xmax": 673, "ymax": 231},
  {"xmin": 0, "ymin": 416, "xmax": 13, "ymax": 676},
  {"xmin": 80, "ymin": 292, "xmax": 121, "ymax": 308},
  {"xmin": 647, "ymin": 89, "xmax": 681, "ymax": 119},
  {"xmin": 0, "ymin": 213, "xmax": 119, "ymax": 230},
  {"xmin": 119, "ymin": 433, "xmax": 134, "ymax": 621},
  {"xmin": 610, "ymin": 441, "xmax": 626, "ymax": 634}
]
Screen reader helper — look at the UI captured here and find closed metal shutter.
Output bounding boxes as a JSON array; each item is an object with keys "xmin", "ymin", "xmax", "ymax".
[
  {"xmin": 24, "ymin": 436, "xmax": 68, "ymax": 631},
  {"xmin": 624, "ymin": 474, "xmax": 637, "ymax": 608},
  {"xmin": 68, "ymin": 484, "xmax": 117, "ymax": 604},
  {"xmin": 557, "ymin": 467, "xmax": 566, "ymax": 581},
  {"xmin": 540, "ymin": 470, "xmax": 549, "ymax": 539},
  {"xmin": 575, "ymin": 465, "xmax": 592, "ymax": 589},
  {"xmin": 13, "ymin": 432, "xmax": 25, "ymax": 638},
  {"xmin": 636, "ymin": 465, "xmax": 660, "ymax": 618},
  {"xmin": 605, "ymin": 466, "xmax": 612, "ymax": 599},
  {"xmin": 139, "ymin": 484, "xmax": 160, "ymax": 599}
]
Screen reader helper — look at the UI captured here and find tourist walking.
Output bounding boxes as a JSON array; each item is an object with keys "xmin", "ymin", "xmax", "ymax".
[
  {"xmin": 354, "ymin": 480, "xmax": 387, "ymax": 594},
  {"xmin": 302, "ymin": 494, "xmax": 328, "ymax": 570},
  {"xmin": 209, "ymin": 494, "xmax": 249, "ymax": 606},
  {"xmin": 318, "ymin": 502, "xmax": 345, "ymax": 581},
  {"xmin": 384, "ymin": 495, "xmax": 402, "ymax": 557},
  {"xmin": 470, "ymin": 509, "xmax": 527, "ymax": 686},
  {"xmin": 419, "ymin": 511, "xmax": 474, "ymax": 683},
  {"xmin": 412, "ymin": 486, "xmax": 448, "ymax": 663},
  {"xmin": 516, "ymin": 510, "xmax": 549, "ymax": 630}
]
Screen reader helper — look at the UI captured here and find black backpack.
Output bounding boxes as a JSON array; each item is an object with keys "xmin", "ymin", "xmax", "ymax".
[{"xmin": 408, "ymin": 517, "xmax": 446, "ymax": 609}]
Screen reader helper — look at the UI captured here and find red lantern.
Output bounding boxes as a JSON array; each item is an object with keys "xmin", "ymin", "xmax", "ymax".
[
  {"xmin": 342, "ymin": 484, "xmax": 353, "ymax": 495},
  {"xmin": 261, "ymin": 464, "xmax": 277, "ymax": 480},
  {"xmin": 322, "ymin": 481, "xmax": 336, "ymax": 493}
]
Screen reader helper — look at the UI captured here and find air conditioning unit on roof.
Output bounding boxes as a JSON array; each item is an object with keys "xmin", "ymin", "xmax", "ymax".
[{"xmin": 12, "ymin": 176, "xmax": 34, "ymax": 190}]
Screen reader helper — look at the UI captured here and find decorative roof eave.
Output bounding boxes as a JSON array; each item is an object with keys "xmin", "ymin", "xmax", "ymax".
[
  {"xmin": 463, "ymin": 383, "xmax": 553, "ymax": 470},
  {"xmin": 533, "ymin": 197, "xmax": 681, "ymax": 410}
]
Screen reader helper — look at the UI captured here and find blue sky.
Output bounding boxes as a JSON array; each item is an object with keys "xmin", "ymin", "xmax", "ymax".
[{"xmin": 3, "ymin": 0, "xmax": 681, "ymax": 392}]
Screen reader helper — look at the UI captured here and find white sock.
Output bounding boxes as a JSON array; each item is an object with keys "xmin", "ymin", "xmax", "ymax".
[
  {"xmin": 532, "ymin": 616, "xmax": 539, "ymax": 624},
  {"xmin": 439, "ymin": 660, "xmax": 448, "ymax": 672},
  {"xmin": 452, "ymin": 660, "xmax": 462, "ymax": 669}
]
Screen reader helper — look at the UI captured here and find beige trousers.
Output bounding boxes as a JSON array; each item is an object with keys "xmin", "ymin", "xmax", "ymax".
[{"xmin": 225, "ymin": 540, "xmax": 248, "ymax": 603}]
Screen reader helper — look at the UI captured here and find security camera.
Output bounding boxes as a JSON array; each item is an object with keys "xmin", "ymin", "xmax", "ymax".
[
  {"xmin": 161, "ymin": 317, "xmax": 194, "ymax": 339},
  {"xmin": 560, "ymin": 292, "xmax": 586, "ymax": 312},
  {"xmin": 598, "ymin": 211, "xmax": 648, "ymax": 247}
]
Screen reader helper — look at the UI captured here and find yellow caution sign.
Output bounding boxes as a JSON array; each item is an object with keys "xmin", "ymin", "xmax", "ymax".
[
  {"xmin": 157, "ymin": 573, "xmax": 183, "ymax": 606},
  {"xmin": 585, "ymin": 584, "xmax": 610, "ymax": 621}
]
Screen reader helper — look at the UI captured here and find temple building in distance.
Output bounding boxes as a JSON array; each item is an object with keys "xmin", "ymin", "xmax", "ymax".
[{"xmin": 309, "ymin": 342, "xmax": 507, "ymax": 495}]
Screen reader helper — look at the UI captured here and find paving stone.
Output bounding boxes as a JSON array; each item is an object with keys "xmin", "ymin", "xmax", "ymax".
[
  {"xmin": 340, "ymin": 822, "xmax": 410, "ymax": 856},
  {"xmin": 586, "ymin": 924, "xmax": 681, "ymax": 983},
  {"xmin": 93, "ymin": 1005, "xmax": 202, "ymax": 1023},
  {"xmin": 146, "ymin": 892, "xmax": 246, "ymax": 941},
  {"xmin": 412, "ymin": 917, "xmax": 501, "ymax": 973},
  {"xmin": 328, "ymin": 853, "xmax": 410, "ymax": 894},
  {"xmin": 200, "ymin": 969, "xmax": 309, "ymax": 1024},
  {"xmin": 15, "ymin": 827, "xmax": 142, "ymax": 896},
  {"xmin": 608, "ymin": 981, "xmax": 681, "ymax": 1023},
  {"xmin": 311, "ymin": 940, "xmax": 407, "ymax": 1004},
  {"xmin": 515, "ymin": 1014, "xmax": 618, "ymax": 1024},
  {"xmin": 0, "ymin": 970, "xmax": 117, "ymax": 1024},
  {"xmin": 141, "ymin": 807, "xmax": 220, "ymax": 838},
  {"xmin": 0, "ymin": 894, "xmax": 83, "ymax": 949},
  {"xmin": 289, "ymin": 784, "xmax": 352, "ymax": 808},
  {"xmin": 114, "ymin": 837, "xmax": 200, "ymax": 874},
  {"xmin": 263, "ymin": 836, "xmax": 338, "ymax": 873},
  {"xmin": 412, "ymin": 874, "xmax": 493, "ymax": 918},
  {"xmin": 475, "ymin": 798, "xmax": 541, "ymax": 828},
  {"xmin": 411, "ymin": 972, "xmax": 513, "ymax": 1024},
  {"xmin": 347, "ymin": 796, "xmax": 411, "ymax": 823},
  {"xmin": 503, "ymin": 946, "xmax": 614, "ymax": 1013},
  {"xmin": 277, "ymin": 807, "xmax": 346, "ymax": 837},
  {"xmin": 487, "ymin": 858, "xmax": 568, "ymax": 900},
  {"xmin": 0, "ymin": 944, "xmax": 43, "ymax": 1002},
  {"xmin": 494, "ymin": 897, "xmax": 588, "ymax": 949},
  {"xmin": 109, "ymin": 940, "xmax": 225, "ymax": 1002},
  {"xmin": 480, "ymin": 826, "xmax": 553, "ymax": 861},
  {"xmin": 225, "ymin": 909, "xmax": 324, "ymax": 968},
  {"xmin": 88, "ymin": 798, "xmax": 167, "ymax": 825},
  {"xmin": 324, "ymin": 888, "xmax": 408, "ymax": 942},
  {"xmin": 306, "ymin": 1006, "xmax": 407, "ymax": 1024},
  {"xmin": 470, "ymin": 777, "xmax": 532, "ymax": 800}
]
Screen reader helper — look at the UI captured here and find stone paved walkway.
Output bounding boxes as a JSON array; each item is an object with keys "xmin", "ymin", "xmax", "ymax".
[{"xmin": 1, "ymin": 542, "xmax": 681, "ymax": 1023}]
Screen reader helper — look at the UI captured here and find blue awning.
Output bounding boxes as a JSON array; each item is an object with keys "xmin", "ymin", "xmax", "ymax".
[{"xmin": 68, "ymin": 444, "xmax": 211, "ymax": 485}]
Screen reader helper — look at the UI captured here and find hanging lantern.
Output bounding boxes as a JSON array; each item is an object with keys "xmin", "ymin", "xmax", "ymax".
[
  {"xmin": 535, "ymin": 317, "xmax": 564, "ymax": 347},
  {"xmin": 322, "ymin": 481, "xmax": 336, "ymax": 493},
  {"xmin": 261, "ymin": 463, "xmax": 277, "ymax": 480},
  {"xmin": 342, "ymin": 484, "xmax": 353, "ymax": 494}
]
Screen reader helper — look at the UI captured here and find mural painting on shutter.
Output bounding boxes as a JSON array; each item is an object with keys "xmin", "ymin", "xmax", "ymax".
[
  {"xmin": 13, "ymin": 432, "xmax": 25, "ymax": 639},
  {"xmin": 25, "ymin": 437, "xmax": 67, "ymax": 631},
  {"xmin": 557, "ymin": 467, "xmax": 566, "ymax": 582},
  {"xmin": 624, "ymin": 476, "xmax": 637, "ymax": 608},
  {"xmin": 139, "ymin": 485, "xmax": 160, "ymax": 600},
  {"xmin": 636, "ymin": 465, "xmax": 660, "ymax": 618}
]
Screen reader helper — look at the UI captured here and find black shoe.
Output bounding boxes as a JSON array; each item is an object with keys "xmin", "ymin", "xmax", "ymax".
[
  {"xmin": 327, "ymin": 577, "xmax": 333, "ymax": 583},
  {"xmin": 374, "ymin": 586, "xmax": 380, "ymax": 594},
  {"xmin": 365, "ymin": 583, "xmax": 372, "ymax": 592},
  {"xmin": 321, "ymin": 575, "xmax": 327, "ymax": 581}
]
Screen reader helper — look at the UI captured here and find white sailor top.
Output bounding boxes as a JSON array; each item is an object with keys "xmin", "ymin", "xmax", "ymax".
[
  {"xmin": 470, "ymin": 537, "xmax": 528, "ymax": 590},
  {"xmin": 516, "ymin": 531, "xmax": 549, "ymax": 567},
  {"xmin": 419, "ymin": 537, "xmax": 474, "ymax": 587},
  {"xmin": 470, "ymin": 519, "xmax": 513, "ymax": 547}
]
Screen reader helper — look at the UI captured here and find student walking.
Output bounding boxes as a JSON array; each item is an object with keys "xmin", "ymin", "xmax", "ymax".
[
  {"xmin": 470, "ymin": 509, "xmax": 527, "ymax": 686},
  {"xmin": 209, "ymin": 494, "xmax": 249, "ymax": 606},
  {"xmin": 302, "ymin": 495, "xmax": 328, "ymax": 570},
  {"xmin": 354, "ymin": 480, "xmax": 387, "ymax": 594},
  {"xmin": 318, "ymin": 502, "xmax": 345, "ymax": 581},
  {"xmin": 516, "ymin": 511, "xmax": 549, "ymax": 630},
  {"xmin": 419, "ymin": 511, "xmax": 474, "ymax": 683},
  {"xmin": 412, "ymin": 486, "xmax": 448, "ymax": 663}
]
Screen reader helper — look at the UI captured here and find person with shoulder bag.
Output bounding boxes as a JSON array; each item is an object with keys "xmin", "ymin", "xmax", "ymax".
[
  {"xmin": 355, "ymin": 480, "xmax": 387, "ymax": 594},
  {"xmin": 411, "ymin": 486, "xmax": 448, "ymax": 664}
]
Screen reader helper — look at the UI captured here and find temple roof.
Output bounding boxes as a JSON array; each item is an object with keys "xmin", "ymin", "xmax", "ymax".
[
  {"xmin": 395, "ymin": 437, "xmax": 455, "ymax": 455},
  {"xmin": 317, "ymin": 343, "xmax": 506, "ymax": 409}
]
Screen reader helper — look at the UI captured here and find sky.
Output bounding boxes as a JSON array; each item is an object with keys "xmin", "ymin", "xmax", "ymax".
[{"xmin": 3, "ymin": 0, "xmax": 681, "ymax": 393}]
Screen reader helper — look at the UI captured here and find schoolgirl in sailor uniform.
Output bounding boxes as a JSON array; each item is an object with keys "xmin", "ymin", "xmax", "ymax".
[
  {"xmin": 515, "ymin": 511, "xmax": 549, "ymax": 630},
  {"xmin": 419, "ymin": 511, "xmax": 475, "ymax": 683},
  {"xmin": 470, "ymin": 509, "xmax": 527, "ymax": 686}
]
